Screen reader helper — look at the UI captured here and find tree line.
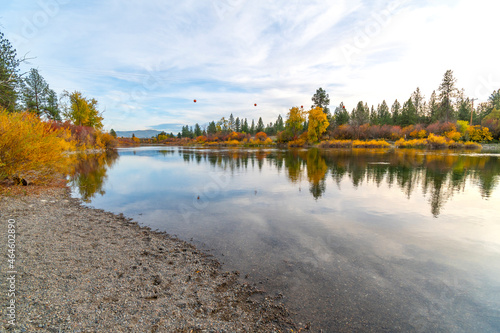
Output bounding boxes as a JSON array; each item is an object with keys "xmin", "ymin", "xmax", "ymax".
[
  {"xmin": 0, "ymin": 30, "xmax": 104, "ymax": 131},
  {"xmin": 173, "ymin": 70, "xmax": 500, "ymax": 142}
]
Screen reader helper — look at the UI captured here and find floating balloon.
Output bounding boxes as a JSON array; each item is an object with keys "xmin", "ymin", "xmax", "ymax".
[
  {"xmin": 194, "ymin": 99, "xmax": 197, "ymax": 103},
  {"xmin": 254, "ymin": 103, "xmax": 257, "ymax": 106},
  {"xmin": 301, "ymin": 105, "xmax": 303, "ymax": 108},
  {"xmin": 343, "ymin": 105, "xmax": 345, "ymax": 108}
]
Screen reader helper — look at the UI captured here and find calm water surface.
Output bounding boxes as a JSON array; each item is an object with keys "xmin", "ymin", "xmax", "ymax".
[{"xmin": 70, "ymin": 147, "xmax": 500, "ymax": 332}]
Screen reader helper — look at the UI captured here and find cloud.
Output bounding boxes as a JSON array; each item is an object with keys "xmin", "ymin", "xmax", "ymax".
[{"xmin": 2, "ymin": 0, "xmax": 499, "ymax": 131}]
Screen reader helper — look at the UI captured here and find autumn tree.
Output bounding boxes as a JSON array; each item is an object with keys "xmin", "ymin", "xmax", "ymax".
[
  {"xmin": 285, "ymin": 106, "xmax": 306, "ymax": 138},
  {"xmin": 62, "ymin": 90, "xmax": 103, "ymax": 129},
  {"xmin": 307, "ymin": 106, "xmax": 329, "ymax": 142},
  {"xmin": 311, "ymin": 87, "xmax": 331, "ymax": 117},
  {"xmin": 438, "ymin": 69, "xmax": 457, "ymax": 122}
]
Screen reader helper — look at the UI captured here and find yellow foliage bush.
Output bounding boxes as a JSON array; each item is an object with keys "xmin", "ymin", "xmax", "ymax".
[
  {"xmin": 467, "ymin": 125, "xmax": 493, "ymax": 142},
  {"xmin": 352, "ymin": 140, "xmax": 390, "ymax": 148},
  {"xmin": 445, "ymin": 130, "xmax": 462, "ymax": 141},
  {"xmin": 427, "ymin": 133, "xmax": 449, "ymax": 149},
  {"xmin": 395, "ymin": 138, "xmax": 427, "ymax": 148},
  {"xmin": 0, "ymin": 109, "xmax": 75, "ymax": 182},
  {"xmin": 464, "ymin": 141, "xmax": 482, "ymax": 149}
]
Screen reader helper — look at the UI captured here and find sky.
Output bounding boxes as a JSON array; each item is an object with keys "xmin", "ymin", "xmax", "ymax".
[{"xmin": 1, "ymin": 0, "xmax": 499, "ymax": 133}]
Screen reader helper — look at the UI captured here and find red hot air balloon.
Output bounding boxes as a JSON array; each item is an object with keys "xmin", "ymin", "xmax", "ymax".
[
  {"xmin": 254, "ymin": 103, "xmax": 257, "ymax": 106},
  {"xmin": 301, "ymin": 105, "xmax": 303, "ymax": 108},
  {"xmin": 194, "ymin": 99, "xmax": 197, "ymax": 103}
]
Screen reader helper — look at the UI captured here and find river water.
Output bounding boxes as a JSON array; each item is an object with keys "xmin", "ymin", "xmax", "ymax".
[{"xmin": 70, "ymin": 146, "xmax": 500, "ymax": 332}]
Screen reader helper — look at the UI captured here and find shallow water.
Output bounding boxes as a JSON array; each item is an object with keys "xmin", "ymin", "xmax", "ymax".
[{"xmin": 70, "ymin": 146, "xmax": 500, "ymax": 332}]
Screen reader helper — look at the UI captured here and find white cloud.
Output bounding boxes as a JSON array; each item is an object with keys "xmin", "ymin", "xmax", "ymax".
[{"xmin": 2, "ymin": 0, "xmax": 498, "ymax": 130}]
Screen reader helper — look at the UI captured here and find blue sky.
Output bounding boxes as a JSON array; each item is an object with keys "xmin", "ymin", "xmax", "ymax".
[{"xmin": 2, "ymin": 0, "xmax": 499, "ymax": 133}]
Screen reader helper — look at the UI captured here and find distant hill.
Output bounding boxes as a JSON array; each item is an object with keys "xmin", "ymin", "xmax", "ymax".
[{"xmin": 115, "ymin": 130, "xmax": 163, "ymax": 138}]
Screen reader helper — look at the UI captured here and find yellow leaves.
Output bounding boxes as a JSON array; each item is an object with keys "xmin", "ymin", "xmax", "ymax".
[
  {"xmin": 467, "ymin": 125, "xmax": 492, "ymax": 142},
  {"xmin": 307, "ymin": 106, "xmax": 329, "ymax": 143},
  {"xmin": 286, "ymin": 106, "xmax": 306, "ymax": 137},
  {"xmin": 444, "ymin": 130, "xmax": 462, "ymax": 141},
  {"xmin": 0, "ymin": 109, "xmax": 75, "ymax": 182},
  {"xmin": 62, "ymin": 90, "xmax": 104, "ymax": 130}
]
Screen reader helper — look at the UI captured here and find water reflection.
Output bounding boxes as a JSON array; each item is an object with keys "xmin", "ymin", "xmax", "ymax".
[
  {"xmin": 69, "ymin": 147, "xmax": 500, "ymax": 332},
  {"xmin": 68, "ymin": 151, "xmax": 119, "ymax": 202},
  {"xmin": 169, "ymin": 148, "xmax": 500, "ymax": 216}
]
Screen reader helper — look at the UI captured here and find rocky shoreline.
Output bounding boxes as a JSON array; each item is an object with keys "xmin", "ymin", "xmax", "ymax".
[{"xmin": 0, "ymin": 187, "xmax": 297, "ymax": 332}]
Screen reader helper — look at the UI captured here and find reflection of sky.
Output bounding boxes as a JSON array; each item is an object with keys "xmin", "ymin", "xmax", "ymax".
[{"xmin": 75, "ymin": 147, "xmax": 500, "ymax": 332}]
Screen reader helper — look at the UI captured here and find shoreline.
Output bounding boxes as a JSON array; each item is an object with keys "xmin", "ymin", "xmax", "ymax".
[{"xmin": 0, "ymin": 186, "xmax": 298, "ymax": 332}]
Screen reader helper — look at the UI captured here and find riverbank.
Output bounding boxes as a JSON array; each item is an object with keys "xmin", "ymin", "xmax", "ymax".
[{"xmin": 0, "ymin": 186, "xmax": 297, "ymax": 332}]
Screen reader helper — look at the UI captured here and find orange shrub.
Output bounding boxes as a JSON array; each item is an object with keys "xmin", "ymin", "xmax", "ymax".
[
  {"xmin": 445, "ymin": 130, "xmax": 462, "ymax": 141},
  {"xmin": 255, "ymin": 132, "xmax": 268, "ymax": 141},
  {"xmin": 0, "ymin": 109, "xmax": 75, "ymax": 182}
]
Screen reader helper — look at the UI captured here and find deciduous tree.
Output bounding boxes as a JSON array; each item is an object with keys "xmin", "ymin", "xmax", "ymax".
[
  {"xmin": 62, "ymin": 90, "xmax": 103, "ymax": 129},
  {"xmin": 307, "ymin": 106, "xmax": 329, "ymax": 142}
]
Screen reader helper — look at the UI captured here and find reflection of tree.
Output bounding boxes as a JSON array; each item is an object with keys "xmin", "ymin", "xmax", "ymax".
[
  {"xmin": 176, "ymin": 148, "xmax": 500, "ymax": 216},
  {"xmin": 284, "ymin": 150, "xmax": 304, "ymax": 183},
  {"xmin": 69, "ymin": 151, "xmax": 119, "ymax": 202},
  {"xmin": 306, "ymin": 148, "xmax": 327, "ymax": 199}
]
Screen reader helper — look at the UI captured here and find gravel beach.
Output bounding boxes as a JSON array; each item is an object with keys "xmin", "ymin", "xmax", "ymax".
[{"xmin": 0, "ymin": 187, "xmax": 297, "ymax": 332}]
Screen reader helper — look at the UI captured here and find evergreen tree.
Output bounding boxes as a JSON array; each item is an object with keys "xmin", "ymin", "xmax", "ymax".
[
  {"xmin": 275, "ymin": 114, "xmax": 285, "ymax": 132},
  {"xmin": 235, "ymin": 117, "xmax": 240, "ymax": 132},
  {"xmin": 429, "ymin": 90, "xmax": 440, "ymax": 123},
  {"xmin": 21, "ymin": 68, "xmax": 49, "ymax": 117},
  {"xmin": 0, "ymin": 31, "xmax": 21, "ymax": 112},
  {"xmin": 311, "ymin": 87, "xmax": 330, "ymax": 117},
  {"xmin": 194, "ymin": 123, "xmax": 202, "ymax": 136},
  {"xmin": 400, "ymin": 98, "xmax": 417, "ymax": 126},
  {"xmin": 110, "ymin": 129, "xmax": 117, "ymax": 138},
  {"xmin": 334, "ymin": 102, "xmax": 350, "ymax": 126},
  {"xmin": 207, "ymin": 121, "xmax": 217, "ymax": 134},
  {"xmin": 250, "ymin": 119, "xmax": 255, "ymax": 134},
  {"xmin": 241, "ymin": 118, "xmax": 249, "ymax": 133},
  {"xmin": 256, "ymin": 117, "xmax": 265, "ymax": 132},
  {"xmin": 44, "ymin": 89, "xmax": 61, "ymax": 120},
  {"xmin": 438, "ymin": 69, "xmax": 457, "ymax": 122},
  {"xmin": 351, "ymin": 101, "xmax": 369, "ymax": 126},
  {"xmin": 411, "ymin": 87, "xmax": 425, "ymax": 123},
  {"xmin": 377, "ymin": 100, "xmax": 391, "ymax": 125},
  {"xmin": 391, "ymin": 99, "xmax": 401, "ymax": 126},
  {"xmin": 228, "ymin": 113, "xmax": 235, "ymax": 131},
  {"xmin": 369, "ymin": 105, "xmax": 377, "ymax": 125}
]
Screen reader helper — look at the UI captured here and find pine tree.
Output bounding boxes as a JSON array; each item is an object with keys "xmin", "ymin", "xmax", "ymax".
[
  {"xmin": 194, "ymin": 123, "xmax": 202, "ymax": 136},
  {"xmin": 0, "ymin": 31, "xmax": 22, "ymax": 112},
  {"xmin": 311, "ymin": 87, "xmax": 331, "ymax": 117},
  {"xmin": 228, "ymin": 113, "xmax": 235, "ymax": 131},
  {"xmin": 241, "ymin": 118, "xmax": 249, "ymax": 133},
  {"xmin": 377, "ymin": 100, "xmax": 391, "ymax": 125},
  {"xmin": 391, "ymin": 99, "xmax": 401, "ymax": 126},
  {"xmin": 250, "ymin": 119, "xmax": 255, "ymax": 134},
  {"xmin": 351, "ymin": 101, "xmax": 369, "ymax": 126},
  {"xmin": 256, "ymin": 117, "xmax": 265, "ymax": 132},
  {"xmin": 400, "ymin": 98, "xmax": 417, "ymax": 126},
  {"xmin": 429, "ymin": 91, "xmax": 440, "ymax": 123},
  {"xmin": 110, "ymin": 129, "xmax": 117, "ymax": 138},
  {"xmin": 411, "ymin": 87, "xmax": 425, "ymax": 123},
  {"xmin": 438, "ymin": 69, "xmax": 457, "ymax": 122},
  {"xmin": 235, "ymin": 117, "xmax": 240, "ymax": 132},
  {"xmin": 334, "ymin": 102, "xmax": 349, "ymax": 126},
  {"xmin": 369, "ymin": 105, "xmax": 378, "ymax": 125}
]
